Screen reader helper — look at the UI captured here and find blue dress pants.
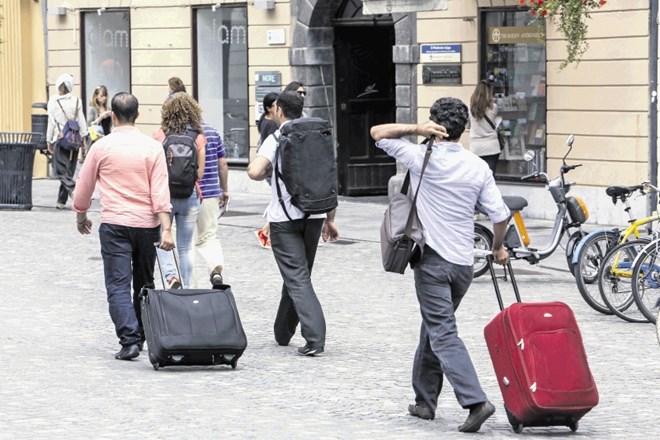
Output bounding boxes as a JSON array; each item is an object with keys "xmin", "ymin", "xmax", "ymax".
[
  {"xmin": 99, "ymin": 223, "xmax": 159, "ymax": 346},
  {"xmin": 412, "ymin": 246, "xmax": 488, "ymax": 412}
]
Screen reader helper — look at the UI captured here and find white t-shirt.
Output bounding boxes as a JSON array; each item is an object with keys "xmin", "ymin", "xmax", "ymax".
[{"xmin": 257, "ymin": 121, "xmax": 326, "ymax": 223}]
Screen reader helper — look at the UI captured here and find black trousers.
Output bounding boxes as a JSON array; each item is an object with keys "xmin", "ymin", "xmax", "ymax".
[
  {"xmin": 269, "ymin": 218, "xmax": 326, "ymax": 348},
  {"xmin": 53, "ymin": 145, "xmax": 78, "ymax": 204}
]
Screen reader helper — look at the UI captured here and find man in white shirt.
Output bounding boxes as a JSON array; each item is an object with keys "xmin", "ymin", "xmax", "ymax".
[
  {"xmin": 247, "ymin": 91, "xmax": 338, "ymax": 357},
  {"xmin": 370, "ymin": 97, "xmax": 510, "ymax": 433}
]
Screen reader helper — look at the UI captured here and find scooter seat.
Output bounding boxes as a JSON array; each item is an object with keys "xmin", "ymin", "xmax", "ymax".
[{"xmin": 502, "ymin": 196, "xmax": 528, "ymax": 212}]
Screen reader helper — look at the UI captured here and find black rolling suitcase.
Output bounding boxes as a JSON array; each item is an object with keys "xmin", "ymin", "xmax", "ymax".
[{"xmin": 140, "ymin": 249, "xmax": 247, "ymax": 371}]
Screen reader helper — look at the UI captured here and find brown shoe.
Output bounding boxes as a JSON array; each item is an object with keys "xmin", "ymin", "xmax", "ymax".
[{"xmin": 458, "ymin": 401, "xmax": 495, "ymax": 432}]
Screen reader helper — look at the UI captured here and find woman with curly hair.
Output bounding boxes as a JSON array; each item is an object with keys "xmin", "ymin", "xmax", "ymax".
[{"xmin": 153, "ymin": 92, "xmax": 206, "ymax": 288}]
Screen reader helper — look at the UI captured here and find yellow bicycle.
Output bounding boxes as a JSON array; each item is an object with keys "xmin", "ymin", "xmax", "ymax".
[{"xmin": 572, "ymin": 182, "xmax": 660, "ymax": 316}]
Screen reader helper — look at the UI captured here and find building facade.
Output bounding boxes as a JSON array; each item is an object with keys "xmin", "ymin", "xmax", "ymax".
[{"xmin": 2, "ymin": 0, "xmax": 657, "ymax": 224}]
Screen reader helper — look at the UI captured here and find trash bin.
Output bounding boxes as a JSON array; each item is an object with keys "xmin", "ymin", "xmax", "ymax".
[
  {"xmin": 31, "ymin": 103, "xmax": 48, "ymax": 152},
  {"xmin": 0, "ymin": 132, "xmax": 39, "ymax": 210}
]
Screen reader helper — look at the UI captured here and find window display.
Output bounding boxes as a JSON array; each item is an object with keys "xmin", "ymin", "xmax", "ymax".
[
  {"xmin": 195, "ymin": 6, "xmax": 249, "ymax": 163},
  {"xmin": 481, "ymin": 9, "xmax": 547, "ymax": 180}
]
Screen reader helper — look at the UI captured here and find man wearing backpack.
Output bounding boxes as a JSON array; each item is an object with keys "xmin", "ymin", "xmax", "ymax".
[
  {"xmin": 247, "ymin": 91, "xmax": 339, "ymax": 356},
  {"xmin": 46, "ymin": 73, "xmax": 89, "ymax": 209}
]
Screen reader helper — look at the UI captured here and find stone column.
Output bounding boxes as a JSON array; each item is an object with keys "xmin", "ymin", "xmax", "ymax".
[{"xmin": 388, "ymin": 13, "xmax": 418, "ymax": 199}]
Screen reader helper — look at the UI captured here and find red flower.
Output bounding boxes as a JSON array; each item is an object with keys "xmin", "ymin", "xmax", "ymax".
[
  {"xmin": 530, "ymin": 9, "xmax": 537, "ymax": 16},
  {"xmin": 541, "ymin": 9, "xmax": 548, "ymax": 16},
  {"xmin": 599, "ymin": 0, "xmax": 607, "ymax": 6},
  {"xmin": 537, "ymin": 0, "xmax": 544, "ymax": 5},
  {"xmin": 519, "ymin": 0, "xmax": 525, "ymax": 4}
]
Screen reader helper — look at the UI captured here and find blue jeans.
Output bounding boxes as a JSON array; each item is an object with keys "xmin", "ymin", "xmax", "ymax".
[
  {"xmin": 412, "ymin": 246, "xmax": 488, "ymax": 411},
  {"xmin": 99, "ymin": 223, "xmax": 160, "ymax": 346},
  {"xmin": 157, "ymin": 193, "xmax": 200, "ymax": 288},
  {"xmin": 269, "ymin": 218, "xmax": 326, "ymax": 348}
]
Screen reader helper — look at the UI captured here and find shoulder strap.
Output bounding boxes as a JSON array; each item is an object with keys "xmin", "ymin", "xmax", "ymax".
[
  {"xmin": 483, "ymin": 114, "xmax": 496, "ymax": 130},
  {"xmin": 56, "ymin": 98, "xmax": 72, "ymax": 121},
  {"xmin": 273, "ymin": 136, "xmax": 295, "ymax": 222},
  {"xmin": 403, "ymin": 136, "xmax": 434, "ymax": 237}
]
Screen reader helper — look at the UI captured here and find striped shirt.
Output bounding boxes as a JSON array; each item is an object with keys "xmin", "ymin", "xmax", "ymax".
[{"xmin": 199, "ymin": 122, "xmax": 226, "ymax": 199}]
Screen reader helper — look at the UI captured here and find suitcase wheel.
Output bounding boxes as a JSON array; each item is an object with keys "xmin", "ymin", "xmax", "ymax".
[
  {"xmin": 152, "ymin": 363, "xmax": 159, "ymax": 371},
  {"xmin": 569, "ymin": 421, "xmax": 579, "ymax": 432},
  {"xmin": 231, "ymin": 357, "xmax": 238, "ymax": 369},
  {"xmin": 148, "ymin": 351, "xmax": 160, "ymax": 371},
  {"xmin": 505, "ymin": 407, "xmax": 523, "ymax": 434}
]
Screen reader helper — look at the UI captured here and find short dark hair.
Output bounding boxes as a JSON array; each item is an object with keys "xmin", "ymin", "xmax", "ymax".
[
  {"xmin": 263, "ymin": 92, "xmax": 279, "ymax": 109},
  {"xmin": 276, "ymin": 91, "xmax": 303, "ymax": 120},
  {"xmin": 111, "ymin": 92, "xmax": 139, "ymax": 124},
  {"xmin": 283, "ymin": 81, "xmax": 304, "ymax": 93},
  {"xmin": 429, "ymin": 97, "xmax": 469, "ymax": 141}
]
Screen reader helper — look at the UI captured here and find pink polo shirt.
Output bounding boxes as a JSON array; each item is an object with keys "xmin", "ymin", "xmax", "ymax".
[{"xmin": 73, "ymin": 125, "xmax": 171, "ymax": 228}]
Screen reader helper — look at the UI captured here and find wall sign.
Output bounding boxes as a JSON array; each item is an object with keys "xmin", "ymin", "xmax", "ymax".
[
  {"xmin": 420, "ymin": 44, "xmax": 462, "ymax": 63},
  {"xmin": 255, "ymin": 71, "xmax": 281, "ymax": 86},
  {"xmin": 363, "ymin": 0, "xmax": 448, "ymax": 14},
  {"xmin": 255, "ymin": 86, "xmax": 281, "ymax": 101},
  {"xmin": 488, "ymin": 26, "xmax": 544, "ymax": 45},
  {"xmin": 422, "ymin": 64, "xmax": 462, "ymax": 85}
]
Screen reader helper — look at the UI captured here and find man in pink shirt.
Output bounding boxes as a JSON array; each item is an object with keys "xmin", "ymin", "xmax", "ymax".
[{"xmin": 73, "ymin": 92, "xmax": 174, "ymax": 361}]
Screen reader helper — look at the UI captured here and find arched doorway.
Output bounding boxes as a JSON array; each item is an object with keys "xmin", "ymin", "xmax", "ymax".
[{"xmin": 291, "ymin": 0, "xmax": 401, "ymax": 196}]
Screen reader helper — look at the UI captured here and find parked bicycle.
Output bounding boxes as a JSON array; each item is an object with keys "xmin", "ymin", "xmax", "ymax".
[
  {"xmin": 598, "ymin": 237, "xmax": 654, "ymax": 323},
  {"xmin": 629, "ymin": 238, "xmax": 660, "ymax": 324},
  {"xmin": 473, "ymin": 135, "xmax": 589, "ymax": 278},
  {"xmin": 572, "ymin": 182, "xmax": 660, "ymax": 315}
]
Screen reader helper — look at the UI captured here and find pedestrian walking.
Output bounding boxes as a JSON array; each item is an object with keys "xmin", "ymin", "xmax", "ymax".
[
  {"xmin": 72, "ymin": 92, "xmax": 174, "ymax": 360},
  {"xmin": 468, "ymin": 80, "xmax": 501, "ymax": 175},
  {"xmin": 247, "ymin": 91, "xmax": 339, "ymax": 356},
  {"xmin": 254, "ymin": 92, "xmax": 279, "ymax": 249},
  {"xmin": 87, "ymin": 84, "xmax": 112, "ymax": 150},
  {"xmin": 153, "ymin": 92, "xmax": 207, "ymax": 289},
  {"xmin": 46, "ymin": 73, "xmax": 89, "ymax": 209},
  {"xmin": 196, "ymin": 120, "xmax": 229, "ymax": 287},
  {"xmin": 370, "ymin": 97, "xmax": 510, "ymax": 432}
]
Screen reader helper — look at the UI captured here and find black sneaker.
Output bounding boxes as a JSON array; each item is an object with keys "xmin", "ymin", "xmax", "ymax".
[
  {"xmin": 297, "ymin": 345, "xmax": 324, "ymax": 356},
  {"xmin": 458, "ymin": 401, "xmax": 496, "ymax": 433},
  {"xmin": 408, "ymin": 403, "xmax": 435, "ymax": 420}
]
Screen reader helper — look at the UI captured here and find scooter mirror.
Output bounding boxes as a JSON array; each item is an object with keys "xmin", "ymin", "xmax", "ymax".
[
  {"xmin": 566, "ymin": 134, "xmax": 575, "ymax": 147},
  {"xmin": 524, "ymin": 150, "xmax": 536, "ymax": 162}
]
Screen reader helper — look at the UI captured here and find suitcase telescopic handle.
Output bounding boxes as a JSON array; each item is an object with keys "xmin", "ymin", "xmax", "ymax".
[
  {"xmin": 153, "ymin": 242, "xmax": 182, "ymax": 289},
  {"xmin": 483, "ymin": 253, "xmax": 522, "ymax": 311}
]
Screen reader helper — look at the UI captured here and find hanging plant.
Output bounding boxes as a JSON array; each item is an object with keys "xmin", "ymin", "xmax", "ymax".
[{"xmin": 522, "ymin": 0, "xmax": 607, "ymax": 69}]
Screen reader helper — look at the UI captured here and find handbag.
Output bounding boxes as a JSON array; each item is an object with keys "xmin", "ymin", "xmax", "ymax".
[
  {"xmin": 89, "ymin": 124, "xmax": 105, "ymax": 142},
  {"xmin": 484, "ymin": 114, "xmax": 505, "ymax": 151},
  {"xmin": 380, "ymin": 139, "xmax": 433, "ymax": 274}
]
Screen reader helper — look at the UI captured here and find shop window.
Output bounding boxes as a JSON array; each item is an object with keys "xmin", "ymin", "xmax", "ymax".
[
  {"xmin": 194, "ymin": 6, "xmax": 249, "ymax": 164},
  {"xmin": 480, "ymin": 9, "xmax": 546, "ymax": 180},
  {"xmin": 81, "ymin": 10, "xmax": 131, "ymax": 112}
]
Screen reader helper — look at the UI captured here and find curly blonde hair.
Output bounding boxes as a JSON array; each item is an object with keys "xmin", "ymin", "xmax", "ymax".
[{"xmin": 161, "ymin": 92, "xmax": 203, "ymax": 134}]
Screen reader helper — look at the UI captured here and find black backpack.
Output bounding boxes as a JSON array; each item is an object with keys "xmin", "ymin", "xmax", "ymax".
[
  {"xmin": 163, "ymin": 129, "xmax": 199, "ymax": 198},
  {"xmin": 56, "ymin": 98, "xmax": 82, "ymax": 150},
  {"xmin": 275, "ymin": 117, "xmax": 338, "ymax": 219}
]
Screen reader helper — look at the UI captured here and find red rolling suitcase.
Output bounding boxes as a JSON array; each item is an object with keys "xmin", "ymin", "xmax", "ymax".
[{"xmin": 483, "ymin": 259, "xmax": 599, "ymax": 433}]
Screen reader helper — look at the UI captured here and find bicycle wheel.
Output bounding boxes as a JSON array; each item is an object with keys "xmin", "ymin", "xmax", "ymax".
[
  {"xmin": 631, "ymin": 241, "xmax": 660, "ymax": 324},
  {"xmin": 473, "ymin": 223, "xmax": 494, "ymax": 278},
  {"xmin": 574, "ymin": 230, "xmax": 619, "ymax": 315},
  {"xmin": 598, "ymin": 239, "xmax": 651, "ymax": 323}
]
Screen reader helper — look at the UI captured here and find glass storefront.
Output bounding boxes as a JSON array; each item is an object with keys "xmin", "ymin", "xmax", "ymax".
[
  {"xmin": 81, "ymin": 10, "xmax": 131, "ymax": 108},
  {"xmin": 480, "ymin": 8, "xmax": 547, "ymax": 179},
  {"xmin": 194, "ymin": 6, "xmax": 249, "ymax": 164}
]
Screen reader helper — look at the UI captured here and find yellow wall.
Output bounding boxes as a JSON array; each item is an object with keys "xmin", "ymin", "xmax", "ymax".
[
  {"xmin": 416, "ymin": 0, "xmax": 653, "ymax": 189},
  {"xmin": 0, "ymin": 0, "xmax": 48, "ymax": 176}
]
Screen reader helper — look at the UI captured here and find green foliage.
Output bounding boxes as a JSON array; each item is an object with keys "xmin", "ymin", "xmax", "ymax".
[{"xmin": 525, "ymin": 0, "xmax": 608, "ymax": 69}]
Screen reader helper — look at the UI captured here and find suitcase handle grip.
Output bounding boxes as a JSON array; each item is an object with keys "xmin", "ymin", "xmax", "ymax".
[
  {"xmin": 485, "ymin": 255, "xmax": 522, "ymax": 311},
  {"xmin": 153, "ymin": 242, "xmax": 183, "ymax": 289}
]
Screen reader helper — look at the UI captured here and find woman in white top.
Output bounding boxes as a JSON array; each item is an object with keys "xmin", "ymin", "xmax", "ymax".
[{"xmin": 469, "ymin": 80, "xmax": 500, "ymax": 175}]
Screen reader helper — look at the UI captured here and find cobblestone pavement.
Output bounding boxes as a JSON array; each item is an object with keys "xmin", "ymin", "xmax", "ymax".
[{"xmin": 1, "ymin": 179, "xmax": 658, "ymax": 439}]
